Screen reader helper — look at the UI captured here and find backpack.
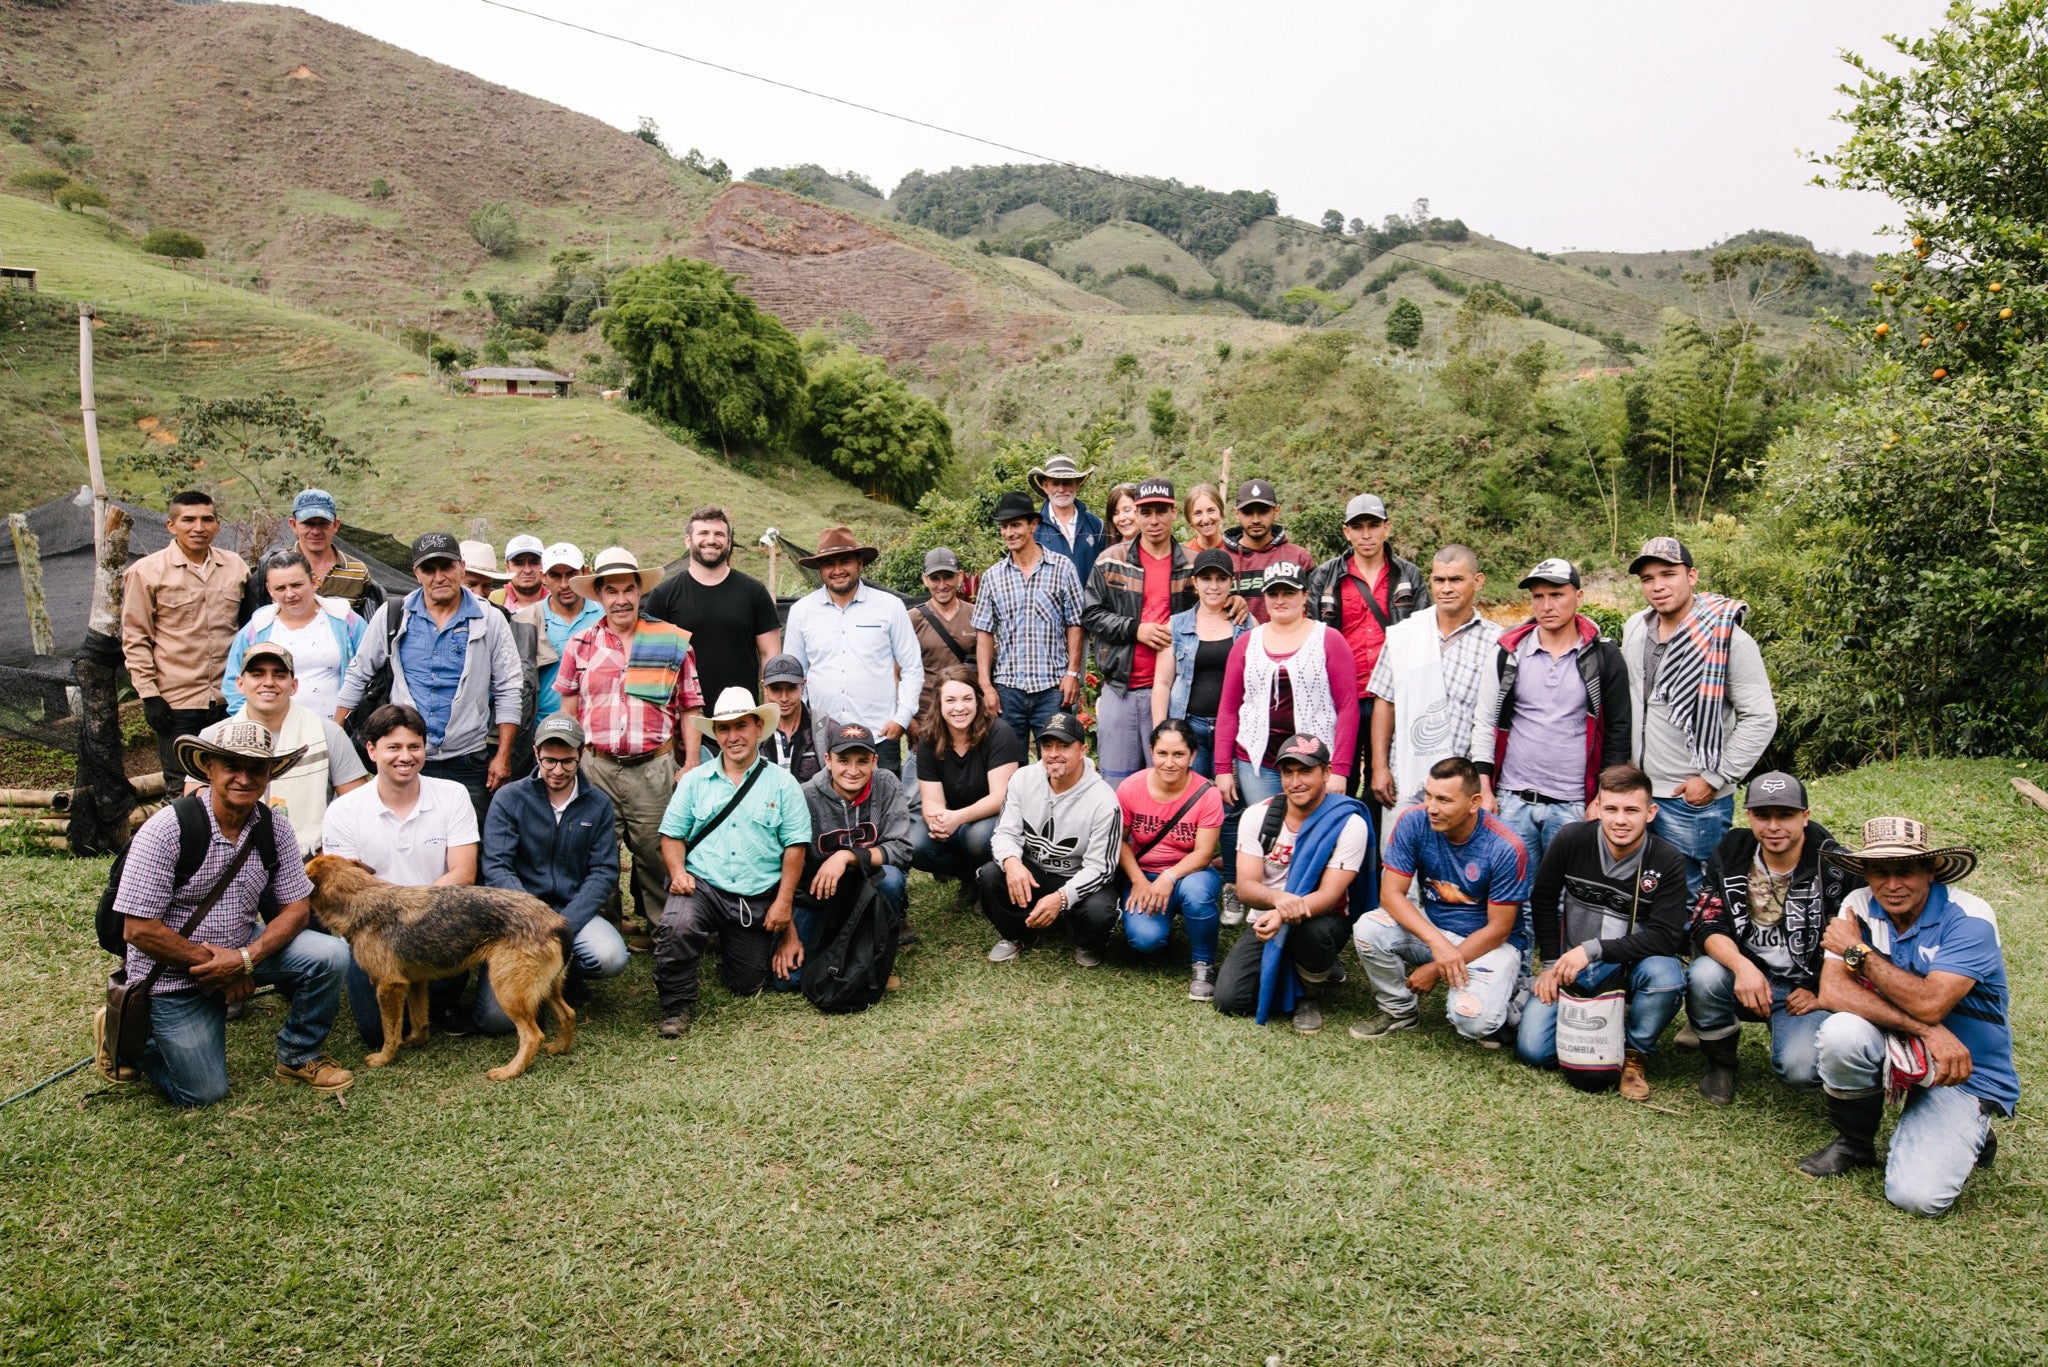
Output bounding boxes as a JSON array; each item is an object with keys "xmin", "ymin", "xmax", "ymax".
[
  {"xmin": 503, "ymin": 612, "xmax": 541, "ymax": 781},
  {"xmin": 800, "ymin": 869, "xmax": 901, "ymax": 1014},
  {"xmin": 96, "ymin": 797, "xmax": 279, "ymax": 955},
  {"xmin": 341, "ymin": 603, "xmax": 404, "ymax": 754}
]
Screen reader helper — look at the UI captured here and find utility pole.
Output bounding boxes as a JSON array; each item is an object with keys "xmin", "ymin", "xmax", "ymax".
[{"xmin": 71, "ymin": 303, "xmax": 138, "ymax": 853}]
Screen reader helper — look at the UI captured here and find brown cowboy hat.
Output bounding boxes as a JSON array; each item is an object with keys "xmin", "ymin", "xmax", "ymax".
[
  {"xmin": 1822, "ymin": 815, "xmax": 1977, "ymax": 884},
  {"xmin": 1027, "ymin": 452, "xmax": 1097, "ymax": 497},
  {"xmin": 798, "ymin": 526, "xmax": 879, "ymax": 569}
]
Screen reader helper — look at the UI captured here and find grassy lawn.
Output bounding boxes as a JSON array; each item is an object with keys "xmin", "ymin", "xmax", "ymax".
[{"xmin": 2, "ymin": 758, "xmax": 2042, "ymax": 1365}]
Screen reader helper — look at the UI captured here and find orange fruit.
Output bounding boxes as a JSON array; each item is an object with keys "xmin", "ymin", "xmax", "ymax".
[
  {"xmin": 1933, "ymin": 368, "xmax": 1948, "ymax": 379},
  {"xmin": 1988, "ymin": 282, "xmax": 2002, "ymax": 293},
  {"xmin": 2001, "ymin": 307, "xmax": 2014, "ymax": 319},
  {"xmin": 1874, "ymin": 322, "xmax": 1890, "ymax": 337}
]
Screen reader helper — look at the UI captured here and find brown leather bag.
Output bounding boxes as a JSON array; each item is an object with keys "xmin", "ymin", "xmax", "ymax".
[{"xmin": 104, "ymin": 831, "xmax": 266, "ymax": 1064}]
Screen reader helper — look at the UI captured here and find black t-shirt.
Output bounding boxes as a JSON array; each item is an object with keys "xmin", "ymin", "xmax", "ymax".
[
  {"xmin": 915, "ymin": 718, "xmax": 1025, "ymax": 812},
  {"xmin": 1185, "ymin": 635, "xmax": 1233, "ymax": 716},
  {"xmin": 643, "ymin": 568, "xmax": 780, "ymax": 707}
]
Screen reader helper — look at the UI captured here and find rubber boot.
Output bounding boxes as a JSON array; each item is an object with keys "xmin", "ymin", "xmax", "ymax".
[
  {"xmin": 1697, "ymin": 1032, "xmax": 1739, "ymax": 1107},
  {"xmin": 1796, "ymin": 1091, "xmax": 1883, "ymax": 1178}
]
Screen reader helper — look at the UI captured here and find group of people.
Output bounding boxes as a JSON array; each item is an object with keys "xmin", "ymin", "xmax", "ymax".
[{"xmin": 103, "ymin": 462, "xmax": 2016, "ymax": 1217}]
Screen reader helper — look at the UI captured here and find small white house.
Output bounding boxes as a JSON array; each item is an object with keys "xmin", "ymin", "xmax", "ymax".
[{"xmin": 459, "ymin": 366, "xmax": 573, "ymax": 397}]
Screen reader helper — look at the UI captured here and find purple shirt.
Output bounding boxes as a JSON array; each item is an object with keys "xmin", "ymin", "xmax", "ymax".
[
  {"xmin": 114, "ymin": 791, "xmax": 313, "ymax": 994},
  {"xmin": 1497, "ymin": 633, "xmax": 1588, "ymax": 801}
]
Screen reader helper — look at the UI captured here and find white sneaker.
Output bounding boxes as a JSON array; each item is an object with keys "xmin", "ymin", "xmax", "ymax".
[
  {"xmin": 1220, "ymin": 885, "xmax": 1245, "ymax": 927},
  {"xmin": 987, "ymin": 939, "xmax": 1024, "ymax": 963}
]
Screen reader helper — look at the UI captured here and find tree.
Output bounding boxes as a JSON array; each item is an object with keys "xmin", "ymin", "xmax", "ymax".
[
  {"xmin": 632, "ymin": 117, "xmax": 667, "ymax": 153},
  {"xmin": 1108, "ymin": 351, "xmax": 1141, "ymax": 408},
  {"xmin": 7, "ymin": 168, "xmax": 68, "ymax": 198},
  {"xmin": 1682, "ymin": 242, "xmax": 1817, "ymax": 516},
  {"xmin": 126, "ymin": 392, "xmax": 367, "ymax": 520},
  {"xmin": 1145, "ymin": 387, "xmax": 1180, "ymax": 447},
  {"xmin": 599, "ymin": 256, "xmax": 806, "ymax": 454},
  {"xmin": 139, "ymin": 228, "xmax": 205, "ymax": 259},
  {"xmin": 54, "ymin": 182, "xmax": 107, "ymax": 212},
  {"xmin": 680, "ymin": 148, "xmax": 731, "ymax": 183},
  {"xmin": 1385, "ymin": 297, "xmax": 1424, "ymax": 349},
  {"xmin": 798, "ymin": 347, "xmax": 953, "ymax": 505},
  {"xmin": 1320, "ymin": 209, "xmax": 1346, "ymax": 235},
  {"xmin": 468, "ymin": 201, "xmax": 518, "ymax": 256},
  {"xmin": 368, "ymin": 177, "xmax": 391, "ymax": 200}
]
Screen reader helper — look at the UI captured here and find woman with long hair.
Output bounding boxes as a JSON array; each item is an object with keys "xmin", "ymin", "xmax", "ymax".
[
  {"xmin": 1181, "ymin": 484, "xmax": 1227, "ymax": 555},
  {"xmin": 1116, "ymin": 718, "xmax": 1226, "ymax": 999},
  {"xmin": 223, "ymin": 549, "xmax": 366, "ymax": 720},
  {"xmin": 911, "ymin": 664, "xmax": 1023, "ymax": 892},
  {"xmin": 1151, "ymin": 548, "xmax": 1247, "ymax": 778},
  {"xmin": 1103, "ymin": 483, "xmax": 1141, "ymax": 545}
]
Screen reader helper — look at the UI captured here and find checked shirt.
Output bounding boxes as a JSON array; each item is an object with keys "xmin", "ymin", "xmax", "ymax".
[
  {"xmin": 554, "ymin": 619, "xmax": 705, "ymax": 758},
  {"xmin": 972, "ymin": 551, "xmax": 1083, "ymax": 693}
]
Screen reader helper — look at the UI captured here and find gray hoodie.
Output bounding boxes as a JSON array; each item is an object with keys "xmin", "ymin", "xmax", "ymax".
[
  {"xmin": 990, "ymin": 756, "xmax": 1121, "ymax": 904},
  {"xmin": 799, "ymin": 766, "xmax": 915, "ymax": 881}
]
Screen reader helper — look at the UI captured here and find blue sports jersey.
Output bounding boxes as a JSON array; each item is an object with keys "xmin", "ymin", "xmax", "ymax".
[{"xmin": 1385, "ymin": 806, "xmax": 1532, "ymax": 947}]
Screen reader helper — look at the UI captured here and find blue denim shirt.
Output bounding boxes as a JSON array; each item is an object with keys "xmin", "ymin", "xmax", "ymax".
[
  {"xmin": 1036, "ymin": 501, "xmax": 1106, "ymax": 589},
  {"xmin": 398, "ymin": 589, "xmax": 480, "ymax": 749},
  {"xmin": 1166, "ymin": 606, "xmax": 1249, "ymax": 718}
]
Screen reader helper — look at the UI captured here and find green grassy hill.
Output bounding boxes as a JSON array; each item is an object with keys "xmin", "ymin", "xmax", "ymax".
[{"xmin": 1050, "ymin": 221, "xmax": 1218, "ymax": 293}]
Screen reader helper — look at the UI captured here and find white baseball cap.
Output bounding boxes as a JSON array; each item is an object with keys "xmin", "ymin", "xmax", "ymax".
[
  {"xmin": 542, "ymin": 541, "xmax": 584, "ymax": 573},
  {"xmin": 505, "ymin": 534, "xmax": 546, "ymax": 562}
]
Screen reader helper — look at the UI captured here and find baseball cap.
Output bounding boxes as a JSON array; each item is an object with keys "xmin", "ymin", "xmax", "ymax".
[
  {"xmin": 762, "ymin": 653, "xmax": 806, "ymax": 686},
  {"xmin": 505, "ymin": 534, "xmax": 545, "ymax": 563},
  {"xmin": 1261, "ymin": 559, "xmax": 1307, "ymax": 593},
  {"xmin": 1192, "ymin": 547, "xmax": 1234, "ymax": 578},
  {"xmin": 1037, "ymin": 711, "xmax": 1088, "ymax": 746},
  {"xmin": 291, "ymin": 488, "xmax": 338, "ymax": 523},
  {"xmin": 1135, "ymin": 477, "xmax": 1176, "ymax": 507},
  {"xmin": 923, "ymin": 546, "xmax": 961, "ymax": 576},
  {"xmin": 993, "ymin": 490, "xmax": 1038, "ymax": 525},
  {"xmin": 410, "ymin": 531, "xmax": 462, "ymax": 569},
  {"xmin": 1744, "ymin": 771, "xmax": 1809, "ymax": 812},
  {"xmin": 240, "ymin": 640, "xmax": 294, "ymax": 674},
  {"xmin": 532, "ymin": 713, "xmax": 585, "ymax": 751},
  {"xmin": 1344, "ymin": 493, "xmax": 1388, "ymax": 524},
  {"xmin": 827, "ymin": 721, "xmax": 879, "ymax": 755},
  {"xmin": 541, "ymin": 541, "xmax": 584, "ymax": 573},
  {"xmin": 1235, "ymin": 478, "xmax": 1278, "ymax": 511},
  {"xmin": 1518, "ymin": 557, "xmax": 1581, "ymax": 589},
  {"xmin": 1628, "ymin": 536, "xmax": 1694, "ymax": 575},
  {"xmin": 1274, "ymin": 734, "xmax": 1332, "ymax": 770}
]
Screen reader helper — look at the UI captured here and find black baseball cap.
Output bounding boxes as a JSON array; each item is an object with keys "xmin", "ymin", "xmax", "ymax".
[
  {"xmin": 1192, "ymin": 547, "xmax": 1234, "ymax": 578},
  {"xmin": 1235, "ymin": 478, "xmax": 1278, "ymax": 511},
  {"xmin": 1744, "ymin": 771, "xmax": 1809, "ymax": 812},
  {"xmin": 1518, "ymin": 557, "xmax": 1581, "ymax": 589},
  {"xmin": 993, "ymin": 490, "xmax": 1038, "ymax": 526},
  {"xmin": 411, "ymin": 531, "xmax": 462, "ymax": 569},
  {"xmin": 827, "ymin": 721, "xmax": 879, "ymax": 755},
  {"xmin": 1038, "ymin": 712, "xmax": 1088, "ymax": 746},
  {"xmin": 1274, "ymin": 734, "xmax": 1332, "ymax": 770},
  {"xmin": 1135, "ymin": 477, "xmax": 1176, "ymax": 507},
  {"xmin": 1261, "ymin": 559, "xmax": 1307, "ymax": 593}
]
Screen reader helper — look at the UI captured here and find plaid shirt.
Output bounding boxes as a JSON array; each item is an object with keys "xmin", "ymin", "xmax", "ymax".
[
  {"xmin": 972, "ymin": 551, "xmax": 1083, "ymax": 692},
  {"xmin": 554, "ymin": 617, "xmax": 705, "ymax": 757}
]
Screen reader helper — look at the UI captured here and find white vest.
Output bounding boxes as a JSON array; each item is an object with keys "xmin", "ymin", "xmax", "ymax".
[
  {"xmin": 1238, "ymin": 623, "xmax": 1338, "ymax": 770},
  {"xmin": 264, "ymin": 704, "xmax": 333, "ymax": 858}
]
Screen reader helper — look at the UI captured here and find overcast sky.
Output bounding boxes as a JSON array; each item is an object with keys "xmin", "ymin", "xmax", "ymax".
[{"xmin": 271, "ymin": 0, "xmax": 1947, "ymax": 255}]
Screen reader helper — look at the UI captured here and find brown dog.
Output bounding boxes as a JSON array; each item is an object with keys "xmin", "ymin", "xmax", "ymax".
[{"xmin": 304, "ymin": 855, "xmax": 575, "ymax": 1081}]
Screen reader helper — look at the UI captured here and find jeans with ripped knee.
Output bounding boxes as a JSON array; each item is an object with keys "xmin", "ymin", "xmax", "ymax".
[{"xmin": 1352, "ymin": 909, "xmax": 1523, "ymax": 1040}]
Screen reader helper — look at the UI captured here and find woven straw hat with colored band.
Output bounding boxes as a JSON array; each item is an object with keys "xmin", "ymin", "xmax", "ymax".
[
  {"xmin": 1822, "ymin": 816, "xmax": 1977, "ymax": 884},
  {"xmin": 174, "ymin": 719, "xmax": 307, "ymax": 785},
  {"xmin": 1027, "ymin": 453, "xmax": 1097, "ymax": 496}
]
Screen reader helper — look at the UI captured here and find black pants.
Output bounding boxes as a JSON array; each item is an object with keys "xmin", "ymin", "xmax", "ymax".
[
  {"xmin": 153, "ymin": 703, "xmax": 228, "ymax": 784},
  {"xmin": 654, "ymin": 883, "xmax": 784, "ymax": 1012},
  {"xmin": 1214, "ymin": 909, "xmax": 1351, "ymax": 1017},
  {"xmin": 974, "ymin": 859, "xmax": 1118, "ymax": 951},
  {"xmin": 423, "ymin": 748, "xmax": 492, "ymax": 832},
  {"xmin": 1343, "ymin": 698, "xmax": 1376, "ymax": 800}
]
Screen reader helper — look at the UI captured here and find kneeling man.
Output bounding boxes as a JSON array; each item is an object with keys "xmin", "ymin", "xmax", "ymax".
[
  {"xmin": 976, "ymin": 711, "xmax": 1121, "ymax": 966},
  {"xmin": 480, "ymin": 713, "xmax": 629, "ymax": 1025},
  {"xmin": 1351, "ymin": 756, "xmax": 1530, "ymax": 1045},
  {"xmin": 1514, "ymin": 763, "xmax": 1689, "ymax": 1100},
  {"xmin": 1802, "ymin": 818, "xmax": 2016, "ymax": 1217},
  {"xmin": 778, "ymin": 721, "xmax": 915, "ymax": 987}
]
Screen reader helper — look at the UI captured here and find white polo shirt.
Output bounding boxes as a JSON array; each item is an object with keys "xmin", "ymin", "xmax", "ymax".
[{"xmin": 320, "ymin": 775, "xmax": 479, "ymax": 887}]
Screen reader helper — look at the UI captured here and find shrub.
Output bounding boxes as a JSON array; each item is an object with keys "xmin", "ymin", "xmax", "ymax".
[
  {"xmin": 798, "ymin": 347, "xmax": 953, "ymax": 505},
  {"xmin": 7, "ymin": 168, "xmax": 68, "ymax": 198},
  {"xmin": 1145, "ymin": 387, "xmax": 1179, "ymax": 446},
  {"xmin": 1386, "ymin": 297, "xmax": 1424, "ymax": 349},
  {"xmin": 139, "ymin": 228, "xmax": 205, "ymax": 259},
  {"xmin": 468, "ymin": 201, "xmax": 518, "ymax": 256},
  {"xmin": 368, "ymin": 177, "xmax": 391, "ymax": 200},
  {"xmin": 54, "ymin": 181, "xmax": 108, "ymax": 212}
]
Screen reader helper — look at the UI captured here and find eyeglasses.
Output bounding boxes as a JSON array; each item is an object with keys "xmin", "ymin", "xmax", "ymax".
[{"xmin": 536, "ymin": 755, "xmax": 581, "ymax": 769}]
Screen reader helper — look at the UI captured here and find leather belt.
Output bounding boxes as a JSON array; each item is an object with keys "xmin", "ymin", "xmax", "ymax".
[
  {"xmin": 589, "ymin": 738, "xmax": 673, "ymax": 768},
  {"xmin": 1507, "ymin": 788, "xmax": 1570, "ymax": 804}
]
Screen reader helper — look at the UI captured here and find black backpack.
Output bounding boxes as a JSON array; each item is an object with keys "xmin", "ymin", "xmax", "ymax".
[
  {"xmin": 96, "ymin": 798, "xmax": 279, "ymax": 955},
  {"xmin": 799, "ymin": 870, "xmax": 901, "ymax": 1014},
  {"xmin": 341, "ymin": 603, "xmax": 405, "ymax": 755}
]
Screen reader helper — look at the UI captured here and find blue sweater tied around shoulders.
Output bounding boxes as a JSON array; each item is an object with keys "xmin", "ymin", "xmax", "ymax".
[{"xmin": 1255, "ymin": 794, "xmax": 1377, "ymax": 1024}]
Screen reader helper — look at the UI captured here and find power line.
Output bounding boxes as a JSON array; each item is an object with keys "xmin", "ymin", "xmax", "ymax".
[{"xmin": 472, "ymin": 0, "xmax": 1666, "ymax": 326}]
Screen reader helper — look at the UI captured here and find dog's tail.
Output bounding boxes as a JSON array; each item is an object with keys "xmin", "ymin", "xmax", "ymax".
[{"xmin": 552, "ymin": 921, "xmax": 574, "ymax": 982}]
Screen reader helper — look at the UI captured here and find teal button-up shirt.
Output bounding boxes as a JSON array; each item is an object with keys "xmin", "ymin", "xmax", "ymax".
[{"xmin": 658, "ymin": 754, "xmax": 811, "ymax": 896}]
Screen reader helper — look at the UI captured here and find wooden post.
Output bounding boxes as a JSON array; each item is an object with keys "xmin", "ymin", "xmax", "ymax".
[
  {"xmin": 70, "ymin": 302, "xmax": 138, "ymax": 854},
  {"xmin": 8, "ymin": 513, "xmax": 53, "ymax": 655},
  {"xmin": 1219, "ymin": 445, "xmax": 1233, "ymax": 501}
]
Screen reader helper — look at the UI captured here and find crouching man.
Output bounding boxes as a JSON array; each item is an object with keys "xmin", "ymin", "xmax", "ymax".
[
  {"xmin": 103, "ymin": 722, "xmax": 353, "ymax": 1104},
  {"xmin": 1514, "ymin": 763, "xmax": 1690, "ymax": 1100},
  {"xmin": 1801, "ymin": 818, "xmax": 2017, "ymax": 1217},
  {"xmin": 776, "ymin": 721, "xmax": 915, "ymax": 989},
  {"xmin": 975, "ymin": 710, "xmax": 1121, "ymax": 966},
  {"xmin": 652, "ymin": 688, "xmax": 812, "ymax": 1037},
  {"xmin": 479, "ymin": 713, "xmax": 629, "ymax": 1026}
]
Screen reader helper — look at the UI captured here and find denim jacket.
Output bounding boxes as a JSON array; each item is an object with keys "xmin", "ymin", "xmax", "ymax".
[{"xmin": 1166, "ymin": 606, "xmax": 1250, "ymax": 718}]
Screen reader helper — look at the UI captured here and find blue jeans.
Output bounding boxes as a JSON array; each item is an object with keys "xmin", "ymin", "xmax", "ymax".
[
  {"xmin": 1817, "ymin": 1012, "xmax": 1998, "ymax": 1217},
  {"xmin": 1496, "ymin": 792, "xmax": 1584, "ymax": 871},
  {"xmin": 773, "ymin": 864, "xmax": 908, "ymax": 991},
  {"xmin": 1516, "ymin": 955, "xmax": 1687, "ymax": 1064},
  {"xmin": 1095, "ymin": 681, "xmax": 1155, "ymax": 785},
  {"xmin": 1652, "ymin": 792, "xmax": 1734, "ymax": 897},
  {"xmin": 1225, "ymin": 760, "xmax": 1283, "ymax": 878},
  {"xmin": 1119, "ymin": 866, "xmax": 1222, "ymax": 965},
  {"xmin": 1353, "ymin": 911, "xmax": 1525, "ymax": 1039},
  {"xmin": 997, "ymin": 685, "xmax": 1062, "ymax": 750},
  {"xmin": 474, "ymin": 918, "xmax": 632, "ymax": 1035},
  {"xmin": 1184, "ymin": 714, "xmax": 1216, "ymax": 779},
  {"xmin": 1686, "ymin": 955, "xmax": 1829, "ymax": 1089},
  {"xmin": 140, "ymin": 930, "xmax": 352, "ymax": 1108},
  {"xmin": 910, "ymin": 815, "xmax": 997, "ymax": 881}
]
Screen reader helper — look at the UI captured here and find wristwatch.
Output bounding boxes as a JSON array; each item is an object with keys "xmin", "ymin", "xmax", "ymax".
[{"xmin": 1842, "ymin": 942, "xmax": 1870, "ymax": 975}]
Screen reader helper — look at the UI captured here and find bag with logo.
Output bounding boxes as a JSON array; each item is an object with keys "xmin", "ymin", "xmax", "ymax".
[{"xmin": 1555, "ymin": 988, "xmax": 1627, "ymax": 1091}]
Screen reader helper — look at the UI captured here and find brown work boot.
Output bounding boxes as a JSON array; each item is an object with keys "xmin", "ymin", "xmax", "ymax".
[
  {"xmin": 92, "ymin": 1006, "xmax": 139, "ymax": 1084},
  {"xmin": 275, "ymin": 1055, "xmax": 354, "ymax": 1094},
  {"xmin": 1619, "ymin": 1048, "xmax": 1651, "ymax": 1102}
]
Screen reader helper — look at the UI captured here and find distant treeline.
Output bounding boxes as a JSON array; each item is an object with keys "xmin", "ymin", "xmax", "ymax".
[{"xmin": 893, "ymin": 165, "xmax": 1278, "ymax": 260}]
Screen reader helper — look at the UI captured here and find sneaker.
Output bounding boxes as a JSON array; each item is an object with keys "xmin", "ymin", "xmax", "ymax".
[
  {"xmin": 1348, "ymin": 1010, "xmax": 1419, "ymax": 1041},
  {"xmin": 1219, "ymin": 885, "xmax": 1245, "ymax": 927},
  {"xmin": 1073, "ymin": 947, "xmax": 1103, "ymax": 968},
  {"xmin": 275, "ymin": 1055, "xmax": 353, "ymax": 1094},
  {"xmin": 224, "ymin": 998, "xmax": 248, "ymax": 1023},
  {"xmin": 430, "ymin": 1006, "xmax": 474, "ymax": 1038},
  {"xmin": 91, "ymin": 1005, "xmax": 140, "ymax": 1084},
  {"xmin": 657, "ymin": 1010, "xmax": 691, "ymax": 1038},
  {"xmin": 987, "ymin": 939, "xmax": 1024, "ymax": 964},
  {"xmin": 1292, "ymin": 1001, "xmax": 1324, "ymax": 1035},
  {"xmin": 1188, "ymin": 962, "xmax": 1217, "ymax": 1002},
  {"xmin": 1480, "ymin": 1023, "xmax": 1515, "ymax": 1051},
  {"xmin": 1325, "ymin": 961, "xmax": 1347, "ymax": 986}
]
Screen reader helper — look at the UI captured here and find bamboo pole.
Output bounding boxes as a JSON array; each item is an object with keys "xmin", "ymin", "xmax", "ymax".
[
  {"xmin": 0, "ymin": 787, "xmax": 71, "ymax": 810},
  {"xmin": 1219, "ymin": 445, "xmax": 1233, "ymax": 501},
  {"xmin": 8, "ymin": 514, "xmax": 53, "ymax": 655}
]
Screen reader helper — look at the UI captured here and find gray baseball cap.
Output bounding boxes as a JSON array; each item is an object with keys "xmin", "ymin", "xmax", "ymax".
[
  {"xmin": 1344, "ymin": 493, "xmax": 1389, "ymax": 524},
  {"xmin": 762, "ymin": 653, "xmax": 806, "ymax": 686},
  {"xmin": 1744, "ymin": 771, "xmax": 1809, "ymax": 811},
  {"xmin": 532, "ymin": 713, "xmax": 585, "ymax": 751},
  {"xmin": 923, "ymin": 547, "xmax": 961, "ymax": 576}
]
